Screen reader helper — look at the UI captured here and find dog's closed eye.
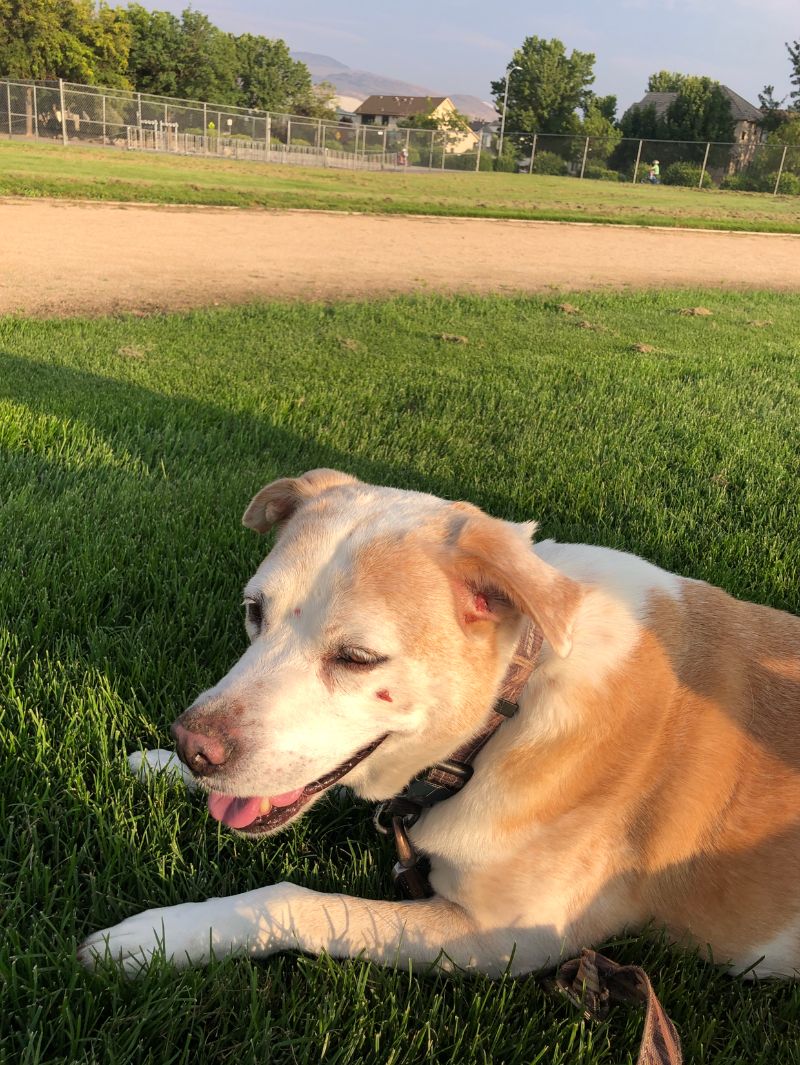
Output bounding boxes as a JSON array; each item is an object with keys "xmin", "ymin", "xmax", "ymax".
[{"xmin": 334, "ymin": 646, "xmax": 388, "ymax": 670}]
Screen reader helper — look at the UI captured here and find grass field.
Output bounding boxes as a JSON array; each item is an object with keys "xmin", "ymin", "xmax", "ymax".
[
  {"xmin": 2, "ymin": 291, "xmax": 800, "ymax": 1064},
  {"xmin": 2, "ymin": 139, "xmax": 800, "ymax": 233}
]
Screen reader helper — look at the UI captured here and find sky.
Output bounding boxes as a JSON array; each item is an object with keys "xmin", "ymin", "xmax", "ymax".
[{"xmin": 147, "ymin": 0, "xmax": 798, "ymax": 112}]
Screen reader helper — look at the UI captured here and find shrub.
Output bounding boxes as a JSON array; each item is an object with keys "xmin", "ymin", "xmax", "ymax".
[
  {"xmin": 532, "ymin": 150, "xmax": 569, "ymax": 176},
  {"xmin": 444, "ymin": 152, "xmax": 493, "ymax": 171},
  {"xmin": 493, "ymin": 150, "xmax": 518, "ymax": 173},
  {"xmin": 771, "ymin": 171, "xmax": 800, "ymax": 196},
  {"xmin": 662, "ymin": 161, "xmax": 714, "ymax": 188},
  {"xmin": 719, "ymin": 173, "xmax": 757, "ymax": 191},
  {"xmin": 583, "ymin": 164, "xmax": 621, "ymax": 182}
]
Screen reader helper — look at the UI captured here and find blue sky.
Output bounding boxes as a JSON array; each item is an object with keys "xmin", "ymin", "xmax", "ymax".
[{"xmin": 149, "ymin": 1, "xmax": 797, "ymax": 111}]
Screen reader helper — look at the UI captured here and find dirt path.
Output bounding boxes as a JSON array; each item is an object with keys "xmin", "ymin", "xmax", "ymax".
[{"xmin": 3, "ymin": 198, "xmax": 800, "ymax": 316}]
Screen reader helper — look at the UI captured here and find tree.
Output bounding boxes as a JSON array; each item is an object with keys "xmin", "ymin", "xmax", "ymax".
[
  {"xmin": 588, "ymin": 93, "xmax": 617, "ymax": 124},
  {"xmin": 0, "ymin": 0, "xmax": 130, "ymax": 84},
  {"xmin": 788, "ymin": 39, "xmax": 800, "ymax": 110},
  {"xmin": 174, "ymin": 8, "xmax": 238, "ymax": 103},
  {"xmin": 620, "ymin": 75, "xmax": 735, "ymax": 144},
  {"xmin": 664, "ymin": 77, "xmax": 735, "ymax": 142},
  {"xmin": 647, "ymin": 71, "xmax": 685, "ymax": 92},
  {"xmin": 759, "ymin": 84, "xmax": 787, "ymax": 133},
  {"xmin": 491, "ymin": 36, "xmax": 595, "ymax": 139},
  {"xmin": 126, "ymin": 4, "xmax": 182, "ymax": 96},
  {"xmin": 234, "ymin": 33, "xmax": 329, "ymax": 115},
  {"xmin": 84, "ymin": 2, "xmax": 132, "ymax": 87},
  {"xmin": 579, "ymin": 94, "xmax": 621, "ymax": 160}
]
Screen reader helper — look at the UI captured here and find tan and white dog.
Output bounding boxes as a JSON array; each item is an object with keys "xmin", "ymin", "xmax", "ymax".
[{"xmin": 80, "ymin": 469, "xmax": 800, "ymax": 979}]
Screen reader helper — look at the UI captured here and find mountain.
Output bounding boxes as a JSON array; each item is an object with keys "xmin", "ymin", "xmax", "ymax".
[{"xmin": 292, "ymin": 51, "xmax": 497, "ymax": 123}]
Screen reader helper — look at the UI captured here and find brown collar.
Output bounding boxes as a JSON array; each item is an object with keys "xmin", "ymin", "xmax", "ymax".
[{"xmin": 374, "ymin": 621, "xmax": 543, "ymax": 898}]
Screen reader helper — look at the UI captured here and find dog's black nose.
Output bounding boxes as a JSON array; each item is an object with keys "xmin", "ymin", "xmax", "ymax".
[{"xmin": 171, "ymin": 721, "xmax": 229, "ymax": 776}]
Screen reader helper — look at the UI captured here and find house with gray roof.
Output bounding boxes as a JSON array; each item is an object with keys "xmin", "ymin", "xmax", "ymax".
[{"xmin": 625, "ymin": 85, "xmax": 764, "ymax": 144}]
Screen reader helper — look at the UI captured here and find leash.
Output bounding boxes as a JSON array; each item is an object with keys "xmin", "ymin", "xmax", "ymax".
[
  {"xmin": 372, "ymin": 621, "xmax": 683, "ymax": 1065},
  {"xmin": 554, "ymin": 950, "xmax": 682, "ymax": 1065}
]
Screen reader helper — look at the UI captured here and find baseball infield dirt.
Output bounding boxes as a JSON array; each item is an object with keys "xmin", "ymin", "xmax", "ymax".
[{"xmin": 3, "ymin": 198, "xmax": 800, "ymax": 317}]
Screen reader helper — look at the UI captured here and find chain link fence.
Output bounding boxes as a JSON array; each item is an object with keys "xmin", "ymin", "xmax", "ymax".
[{"xmin": 2, "ymin": 78, "xmax": 799, "ymax": 194}]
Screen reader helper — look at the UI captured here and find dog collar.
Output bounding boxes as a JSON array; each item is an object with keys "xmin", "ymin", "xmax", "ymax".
[{"xmin": 374, "ymin": 621, "xmax": 543, "ymax": 898}]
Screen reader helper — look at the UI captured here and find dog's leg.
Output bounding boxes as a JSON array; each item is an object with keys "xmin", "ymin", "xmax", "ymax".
[{"xmin": 79, "ymin": 882, "xmax": 553, "ymax": 977}]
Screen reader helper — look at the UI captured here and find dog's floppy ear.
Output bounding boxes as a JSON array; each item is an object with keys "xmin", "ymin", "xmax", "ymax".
[
  {"xmin": 449, "ymin": 510, "xmax": 584, "ymax": 658},
  {"xmin": 243, "ymin": 469, "xmax": 358, "ymax": 533}
]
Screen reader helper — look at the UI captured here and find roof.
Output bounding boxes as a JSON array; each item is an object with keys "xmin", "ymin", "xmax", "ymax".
[
  {"xmin": 720, "ymin": 86, "xmax": 762, "ymax": 123},
  {"xmin": 355, "ymin": 95, "xmax": 449, "ymax": 117},
  {"xmin": 626, "ymin": 85, "xmax": 762, "ymax": 125}
]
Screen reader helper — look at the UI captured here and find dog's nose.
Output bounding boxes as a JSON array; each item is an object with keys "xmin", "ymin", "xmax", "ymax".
[{"xmin": 171, "ymin": 721, "xmax": 229, "ymax": 776}]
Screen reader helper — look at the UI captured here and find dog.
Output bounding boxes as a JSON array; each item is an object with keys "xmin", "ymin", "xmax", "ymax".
[{"xmin": 80, "ymin": 468, "xmax": 800, "ymax": 979}]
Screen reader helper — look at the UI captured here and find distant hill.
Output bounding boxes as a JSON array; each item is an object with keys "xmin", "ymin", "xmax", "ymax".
[{"xmin": 292, "ymin": 51, "xmax": 497, "ymax": 123}]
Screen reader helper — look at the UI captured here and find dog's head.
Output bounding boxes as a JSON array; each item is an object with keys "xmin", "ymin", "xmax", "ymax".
[{"xmin": 171, "ymin": 470, "xmax": 583, "ymax": 835}]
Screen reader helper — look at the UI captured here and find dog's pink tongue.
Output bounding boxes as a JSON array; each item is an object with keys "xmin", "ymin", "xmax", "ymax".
[
  {"xmin": 271, "ymin": 787, "xmax": 304, "ymax": 807},
  {"xmin": 207, "ymin": 794, "xmax": 264, "ymax": 829},
  {"xmin": 207, "ymin": 787, "xmax": 306, "ymax": 828}
]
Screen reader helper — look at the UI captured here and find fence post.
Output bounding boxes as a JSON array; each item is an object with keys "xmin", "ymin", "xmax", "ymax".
[
  {"xmin": 773, "ymin": 145, "xmax": 788, "ymax": 196},
  {"xmin": 59, "ymin": 78, "xmax": 68, "ymax": 145},
  {"xmin": 579, "ymin": 135, "xmax": 590, "ymax": 179},
  {"xmin": 5, "ymin": 80, "xmax": 12, "ymax": 138},
  {"xmin": 699, "ymin": 141, "xmax": 710, "ymax": 188},
  {"xmin": 102, "ymin": 93, "xmax": 107, "ymax": 143},
  {"xmin": 476, "ymin": 128, "xmax": 482, "ymax": 171},
  {"xmin": 441, "ymin": 131, "xmax": 446, "ymax": 169},
  {"xmin": 25, "ymin": 85, "xmax": 33, "ymax": 137},
  {"xmin": 632, "ymin": 139, "xmax": 643, "ymax": 183},
  {"xmin": 137, "ymin": 91, "xmax": 142, "ymax": 127},
  {"xmin": 33, "ymin": 83, "xmax": 38, "ymax": 140},
  {"xmin": 428, "ymin": 128, "xmax": 434, "ymax": 169},
  {"xmin": 266, "ymin": 112, "xmax": 271, "ymax": 161},
  {"xmin": 203, "ymin": 102, "xmax": 207, "ymax": 154},
  {"xmin": 529, "ymin": 133, "xmax": 537, "ymax": 174}
]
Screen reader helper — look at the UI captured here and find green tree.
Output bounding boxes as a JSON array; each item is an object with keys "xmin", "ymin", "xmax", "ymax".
[
  {"xmin": 0, "ymin": 0, "xmax": 130, "ymax": 84},
  {"xmin": 665, "ymin": 77, "xmax": 734, "ymax": 141},
  {"xmin": 621, "ymin": 75, "xmax": 734, "ymax": 143},
  {"xmin": 491, "ymin": 36, "xmax": 595, "ymax": 137},
  {"xmin": 768, "ymin": 115, "xmax": 800, "ymax": 144},
  {"xmin": 125, "ymin": 4, "xmax": 182, "ymax": 96},
  {"xmin": 85, "ymin": 2, "xmax": 132, "ymax": 87},
  {"xmin": 788, "ymin": 39, "xmax": 800, "ymax": 109},
  {"xmin": 174, "ymin": 8, "xmax": 238, "ymax": 102},
  {"xmin": 759, "ymin": 85, "xmax": 787, "ymax": 133},
  {"xmin": 579, "ymin": 94, "xmax": 621, "ymax": 161},
  {"xmin": 589, "ymin": 93, "xmax": 617, "ymax": 124},
  {"xmin": 234, "ymin": 33, "xmax": 330, "ymax": 115},
  {"xmin": 647, "ymin": 71, "xmax": 685, "ymax": 92}
]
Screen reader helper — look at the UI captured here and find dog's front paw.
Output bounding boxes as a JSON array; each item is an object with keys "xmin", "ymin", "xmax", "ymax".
[{"xmin": 79, "ymin": 902, "xmax": 215, "ymax": 976}]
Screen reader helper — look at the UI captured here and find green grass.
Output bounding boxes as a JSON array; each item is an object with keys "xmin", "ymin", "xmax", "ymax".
[
  {"xmin": 2, "ymin": 291, "xmax": 800, "ymax": 1064},
  {"xmin": 2, "ymin": 138, "xmax": 800, "ymax": 232}
]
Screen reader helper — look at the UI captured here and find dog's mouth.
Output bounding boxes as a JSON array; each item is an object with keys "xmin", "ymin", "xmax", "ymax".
[{"xmin": 206, "ymin": 734, "xmax": 389, "ymax": 836}]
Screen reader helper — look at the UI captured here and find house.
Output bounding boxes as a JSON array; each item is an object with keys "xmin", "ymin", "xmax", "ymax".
[
  {"xmin": 354, "ymin": 95, "xmax": 479, "ymax": 154},
  {"xmin": 624, "ymin": 86, "xmax": 764, "ymax": 144},
  {"xmin": 333, "ymin": 95, "xmax": 362, "ymax": 124}
]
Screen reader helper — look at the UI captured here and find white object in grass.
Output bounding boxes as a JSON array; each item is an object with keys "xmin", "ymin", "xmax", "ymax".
[{"xmin": 128, "ymin": 748, "xmax": 197, "ymax": 791}]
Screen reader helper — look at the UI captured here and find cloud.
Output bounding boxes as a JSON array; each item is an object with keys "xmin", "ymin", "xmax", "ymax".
[
  {"xmin": 434, "ymin": 30, "xmax": 511, "ymax": 54},
  {"xmin": 264, "ymin": 19, "xmax": 368, "ymax": 45}
]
